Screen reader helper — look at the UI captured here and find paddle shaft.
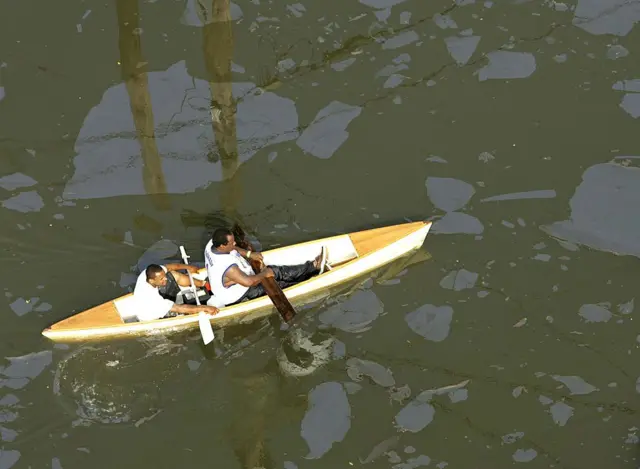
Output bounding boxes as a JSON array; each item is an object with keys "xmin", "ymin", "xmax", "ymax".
[
  {"xmin": 179, "ymin": 245, "xmax": 215, "ymax": 345},
  {"xmin": 232, "ymin": 225, "xmax": 296, "ymax": 323},
  {"xmin": 179, "ymin": 246, "xmax": 201, "ymax": 305}
]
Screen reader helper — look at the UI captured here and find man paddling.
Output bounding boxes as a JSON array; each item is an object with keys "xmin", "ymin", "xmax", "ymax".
[
  {"xmin": 133, "ymin": 263, "xmax": 219, "ymax": 321},
  {"xmin": 204, "ymin": 227, "xmax": 327, "ymax": 306}
]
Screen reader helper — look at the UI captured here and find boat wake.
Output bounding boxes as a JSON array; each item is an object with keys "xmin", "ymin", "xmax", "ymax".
[
  {"xmin": 52, "ymin": 344, "xmax": 177, "ymax": 427},
  {"xmin": 277, "ymin": 328, "xmax": 343, "ymax": 377}
]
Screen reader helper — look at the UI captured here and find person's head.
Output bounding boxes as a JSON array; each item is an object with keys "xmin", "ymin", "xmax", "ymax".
[
  {"xmin": 211, "ymin": 227, "xmax": 235, "ymax": 252},
  {"xmin": 145, "ymin": 264, "xmax": 168, "ymax": 288}
]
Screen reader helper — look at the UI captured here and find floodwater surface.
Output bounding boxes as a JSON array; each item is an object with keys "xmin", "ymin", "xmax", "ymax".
[{"xmin": 1, "ymin": 0, "xmax": 639, "ymax": 467}]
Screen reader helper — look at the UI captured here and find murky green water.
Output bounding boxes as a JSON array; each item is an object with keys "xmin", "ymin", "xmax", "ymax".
[{"xmin": 1, "ymin": 0, "xmax": 640, "ymax": 467}]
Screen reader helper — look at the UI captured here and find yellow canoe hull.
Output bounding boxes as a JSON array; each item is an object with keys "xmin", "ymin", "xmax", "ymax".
[{"xmin": 41, "ymin": 221, "xmax": 432, "ymax": 342}]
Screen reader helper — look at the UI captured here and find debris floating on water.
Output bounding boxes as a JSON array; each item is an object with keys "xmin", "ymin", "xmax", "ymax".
[
  {"xmin": 0, "ymin": 173, "xmax": 38, "ymax": 191},
  {"xmin": 513, "ymin": 318, "xmax": 527, "ymax": 328},
  {"xmin": 426, "ymin": 177, "xmax": 475, "ymax": 212},
  {"xmin": 346, "ymin": 358, "xmax": 395, "ymax": 387},
  {"xmin": 300, "ymin": 382, "xmax": 351, "ymax": 459},
  {"xmin": 550, "ymin": 401, "xmax": 574, "ymax": 426},
  {"xmin": 481, "ymin": 190, "xmax": 556, "ymax": 202},
  {"xmin": 2, "ymin": 191, "xmax": 45, "ymax": 213},
  {"xmin": 405, "ymin": 304, "xmax": 454, "ymax": 342},
  {"xmin": 578, "ymin": 304, "xmax": 612, "ymax": 323},
  {"xmin": 297, "ymin": 101, "xmax": 362, "ymax": 159},
  {"xmin": 444, "ymin": 36, "xmax": 481, "ymax": 65},
  {"xmin": 512, "ymin": 449, "xmax": 537, "ymax": 462},
  {"xmin": 551, "ymin": 375, "xmax": 598, "ymax": 395},
  {"xmin": 477, "ymin": 51, "xmax": 536, "ymax": 81},
  {"xmin": 359, "ymin": 435, "xmax": 399, "ymax": 464}
]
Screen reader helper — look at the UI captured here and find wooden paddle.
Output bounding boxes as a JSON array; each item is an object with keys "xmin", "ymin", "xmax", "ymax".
[
  {"xmin": 179, "ymin": 246, "xmax": 215, "ymax": 345},
  {"xmin": 231, "ymin": 224, "xmax": 297, "ymax": 323}
]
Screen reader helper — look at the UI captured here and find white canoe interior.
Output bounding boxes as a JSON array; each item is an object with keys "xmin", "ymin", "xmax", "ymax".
[{"xmin": 42, "ymin": 221, "xmax": 431, "ymax": 342}]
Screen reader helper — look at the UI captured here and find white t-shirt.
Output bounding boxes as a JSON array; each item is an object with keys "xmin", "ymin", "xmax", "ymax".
[
  {"xmin": 132, "ymin": 265, "xmax": 175, "ymax": 321},
  {"xmin": 204, "ymin": 240, "xmax": 254, "ymax": 305}
]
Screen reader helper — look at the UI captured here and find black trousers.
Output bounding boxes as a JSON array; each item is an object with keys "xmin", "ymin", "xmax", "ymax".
[{"xmin": 233, "ymin": 261, "xmax": 318, "ymax": 304}]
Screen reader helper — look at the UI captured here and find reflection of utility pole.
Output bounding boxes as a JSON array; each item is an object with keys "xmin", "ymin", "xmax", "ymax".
[
  {"xmin": 230, "ymin": 373, "xmax": 275, "ymax": 469},
  {"xmin": 202, "ymin": 0, "xmax": 241, "ymax": 217},
  {"xmin": 116, "ymin": 0, "xmax": 170, "ymax": 211},
  {"xmin": 202, "ymin": 3, "xmax": 268, "ymax": 467}
]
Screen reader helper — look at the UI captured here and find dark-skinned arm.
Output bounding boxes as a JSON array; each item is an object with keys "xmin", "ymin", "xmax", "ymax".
[
  {"xmin": 169, "ymin": 303, "xmax": 219, "ymax": 315},
  {"xmin": 233, "ymin": 247, "xmax": 264, "ymax": 263},
  {"xmin": 224, "ymin": 264, "xmax": 274, "ymax": 288},
  {"xmin": 164, "ymin": 263, "xmax": 200, "ymax": 274}
]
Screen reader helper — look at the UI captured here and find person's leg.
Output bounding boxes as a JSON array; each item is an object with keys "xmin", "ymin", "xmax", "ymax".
[
  {"xmin": 274, "ymin": 280, "xmax": 298, "ymax": 290},
  {"xmin": 231, "ymin": 249, "xmax": 326, "ymax": 305},
  {"xmin": 231, "ymin": 278, "xmax": 298, "ymax": 305},
  {"xmin": 268, "ymin": 247, "xmax": 326, "ymax": 283},
  {"xmin": 238, "ymin": 284, "xmax": 266, "ymax": 302},
  {"xmin": 270, "ymin": 262, "xmax": 318, "ymax": 283}
]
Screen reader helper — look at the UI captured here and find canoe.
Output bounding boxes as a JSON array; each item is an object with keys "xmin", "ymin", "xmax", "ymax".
[{"xmin": 41, "ymin": 221, "xmax": 432, "ymax": 342}]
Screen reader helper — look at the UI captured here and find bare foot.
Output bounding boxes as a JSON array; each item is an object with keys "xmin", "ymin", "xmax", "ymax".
[{"xmin": 313, "ymin": 247, "xmax": 327, "ymax": 272}]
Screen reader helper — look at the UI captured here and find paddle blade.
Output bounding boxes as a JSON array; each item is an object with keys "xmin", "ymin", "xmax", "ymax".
[
  {"xmin": 261, "ymin": 277, "xmax": 296, "ymax": 323},
  {"xmin": 198, "ymin": 312, "xmax": 215, "ymax": 345}
]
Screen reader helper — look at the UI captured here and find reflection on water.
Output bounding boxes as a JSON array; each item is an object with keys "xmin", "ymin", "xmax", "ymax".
[
  {"xmin": 1, "ymin": 351, "xmax": 53, "ymax": 466},
  {"xmin": 541, "ymin": 160, "xmax": 640, "ymax": 258},
  {"xmin": 512, "ymin": 448, "xmax": 537, "ymax": 463},
  {"xmin": 426, "ymin": 176, "xmax": 484, "ymax": 235},
  {"xmin": 1, "ymin": 191, "xmax": 44, "ymax": 213},
  {"xmin": 550, "ymin": 375, "xmax": 598, "ymax": 395},
  {"xmin": 181, "ymin": 0, "xmax": 243, "ymax": 26},
  {"xmin": 439, "ymin": 268, "xmax": 478, "ymax": 291},
  {"xmin": 426, "ymin": 177, "xmax": 474, "ymax": 212},
  {"xmin": 300, "ymin": 381, "xmax": 351, "ymax": 459},
  {"xmin": 0, "ymin": 173, "xmax": 37, "ymax": 191},
  {"xmin": 445, "ymin": 35, "xmax": 480, "ymax": 66},
  {"xmin": 201, "ymin": 0, "xmax": 243, "ymax": 215},
  {"xmin": 8, "ymin": 296, "xmax": 49, "ymax": 317},
  {"xmin": 394, "ymin": 380, "xmax": 470, "ymax": 433},
  {"xmin": 578, "ymin": 303, "xmax": 613, "ymax": 323},
  {"xmin": 61, "ymin": 62, "xmax": 299, "ymax": 200},
  {"xmin": 549, "ymin": 401, "xmax": 574, "ymax": 426},
  {"xmin": 573, "ymin": 0, "xmax": 640, "ymax": 36},
  {"xmin": 276, "ymin": 329, "xmax": 338, "ymax": 377},
  {"xmin": 614, "ymin": 79, "xmax": 640, "ymax": 118},
  {"xmin": 405, "ymin": 304, "xmax": 454, "ymax": 342},
  {"xmin": 360, "ymin": 435, "xmax": 400, "ymax": 463},
  {"xmin": 135, "ymin": 238, "xmax": 181, "ymax": 272},
  {"xmin": 0, "ymin": 450, "xmax": 21, "ymax": 469},
  {"xmin": 3, "ymin": 0, "xmax": 640, "ymax": 465},
  {"xmin": 346, "ymin": 357, "xmax": 395, "ymax": 387},
  {"xmin": 431, "ymin": 211, "xmax": 484, "ymax": 235},
  {"xmin": 476, "ymin": 51, "xmax": 536, "ymax": 81},
  {"xmin": 318, "ymin": 289, "xmax": 384, "ymax": 333},
  {"xmin": 0, "ymin": 351, "xmax": 52, "ymax": 390},
  {"xmin": 480, "ymin": 190, "xmax": 556, "ymax": 202},
  {"xmin": 116, "ymin": 0, "xmax": 170, "ymax": 211},
  {"xmin": 296, "ymin": 101, "xmax": 362, "ymax": 159},
  {"xmin": 228, "ymin": 373, "xmax": 275, "ymax": 468}
]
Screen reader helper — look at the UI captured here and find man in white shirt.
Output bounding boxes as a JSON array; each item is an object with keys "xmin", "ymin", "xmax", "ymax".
[
  {"xmin": 133, "ymin": 263, "xmax": 219, "ymax": 322},
  {"xmin": 204, "ymin": 228, "xmax": 327, "ymax": 307}
]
